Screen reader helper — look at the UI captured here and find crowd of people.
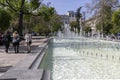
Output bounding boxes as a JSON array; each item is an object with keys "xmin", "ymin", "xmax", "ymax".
[{"xmin": 2, "ymin": 30, "xmax": 32, "ymax": 53}]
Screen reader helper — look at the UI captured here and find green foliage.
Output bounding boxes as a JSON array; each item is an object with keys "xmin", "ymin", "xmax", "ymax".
[
  {"xmin": 0, "ymin": 8, "xmax": 11, "ymax": 31},
  {"xmin": 96, "ymin": 23, "xmax": 101, "ymax": 31},
  {"xmin": 33, "ymin": 13, "xmax": 63, "ymax": 36},
  {"xmin": 110, "ymin": 25, "xmax": 120, "ymax": 34},
  {"xmin": 33, "ymin": 6, "xmax": 62, "ymax": 36},
  {"xmin": 38, "ymin": 6, "xmax": 56, "ymax": 21},
  {"xmin": 0, "ymin": 0, "xmax": 42, "ymax": 35},
  {"xmin": 30, "ymin": 0, "xmax": 41, "ymax": 10},
  {"xmin": 0, "ymin": 0, "xmax": 41, "ymax": 13},
  {"xmin": 112, "ymin": 10, "xmax": 120, "ymax": 25},
  {"xmin": 70, "ymin": 21, "xmax": 78, "ymax": 32},
  {"xmin": 103, "ymin": 22, "xmax": 113, "ymax": 34},
  {"xmin": 83, "ymin": 27, "xmax": 91, "ymax": 33},
  {"xmin": 52, "ymin": 23, "xmax": 61, "ymax": 32},
  {"xmin": 0, "ymin": 0, "xmax": 61, "ymax": 36},
  {"xmin": 51, "ymin": 14, "xmax": 63, "ymax": 33},
  {"xmin": 76, "ymin": 7, "xmax": 82, "ymax": 21},
  {"xmin": 111, "ymin": 10, "xmax": 120, "ymax": 34},
  {"xmin": 90, "ymin": 0, "xmax": 117, "ymax": 35},
  {"xmin": 96, "ymin": 22, "xmax": 113, "ymax": 34},
  {"xmin": 33, "ymin": 23, "xmax": 50, "ymax": 36}
]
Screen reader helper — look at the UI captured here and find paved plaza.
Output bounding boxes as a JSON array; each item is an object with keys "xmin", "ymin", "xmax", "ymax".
[{"xmin": 0, "ymin": 38, "xmax": 48, "ymax": 77}]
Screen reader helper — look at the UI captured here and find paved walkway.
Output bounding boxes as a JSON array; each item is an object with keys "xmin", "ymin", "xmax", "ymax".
[{"xmin": 0, "ymin": 38, "xmax": 47, "ymax": 68}]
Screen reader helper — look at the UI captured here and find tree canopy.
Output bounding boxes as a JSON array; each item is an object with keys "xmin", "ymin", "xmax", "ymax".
[
  {"xmin": 0, "ymin": 0, "xmax": 41, "ymax": 35},
  {"xmin": 111, "ymin": 9, "xmax": 120, "ymax": 34},
  {"xmin": 0, "ymin": 0, "xmax": 63, "ymax": 36},
  {"xmin": 88, "ymin": 0, "xmax": 119, "ymax": 35},
  {"xmin": 0, "ymin": 8, "xmax": 11, "ymax": 31}
]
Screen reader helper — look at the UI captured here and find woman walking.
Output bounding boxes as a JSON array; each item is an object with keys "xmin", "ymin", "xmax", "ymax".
[
  {"xmin": 12, "ymin": 31, "xmax": 20, "ymax": 53},
  {"xmin": 2, "ymin": 30, "xmax": 12, "ymax": 53},
  {"xmin": 24, "ymin": 32, "xmax": 32, "ymax": 53}
]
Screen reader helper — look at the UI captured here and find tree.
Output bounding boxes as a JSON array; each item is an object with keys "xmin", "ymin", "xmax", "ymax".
[
  {"xmin": 38, "ymin": 6, "xmax": 55, "ymax": 22},
  {"xmin": 90, "ymin": 0, "xmax": 119, "ymax": 35},
  {"xmin": 0, "ymin": 8, "xmax": 11, "ymax": 31},
  {"xmin": 38, "ymin": 6, "xmax": 63, "ymax": 36},
  {"xmin": 0, "ymin": 0, "xmax": 41, "ymax": 35},
  {"xmin": 111, "ymin": 9, "xmax": 120, "ymax": 34},
  {"xmin": 31, "ymin": 5, "xmax": 62, "ymax": 36},
  {"xmin": 83, "ymin": 26, "xmax": 91, "ymax": 36},
  {"xmin": 112, "ymin": 9, "xmax": 120, "ymax": 25},
  {"xmin": 33, "ymin": 7, "xmax": 63, "ymax": 36},
  {"xmin": 51, "ymin": 14, "xmax": 63, "ymax": 34},
  {"xmin": 69, "ymin": 21, "xmax": 78, "ymax": 32},
  {"xmin": 33, "ymin": 22, "xmax": 51, "ymax": 36}
]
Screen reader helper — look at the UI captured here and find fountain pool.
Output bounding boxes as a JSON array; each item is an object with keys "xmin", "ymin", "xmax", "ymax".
[{"xmin": 40, "ymin": 38, "xmax": 120, "ymax": 80}]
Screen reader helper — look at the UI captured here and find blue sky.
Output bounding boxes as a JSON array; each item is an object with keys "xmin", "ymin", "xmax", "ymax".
[{"xmin": 43, "ymin": 0, "xmax": 91, "ymax": 15}]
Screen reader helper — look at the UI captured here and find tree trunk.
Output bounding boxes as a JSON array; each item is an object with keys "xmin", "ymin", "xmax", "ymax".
[
  {"xmin": 18, "ymin": 0, "xmax": 25, "ymax": 36},
  {"xmin": 18, "ymin": 10, "xmax": 23, "ymax": 36}
]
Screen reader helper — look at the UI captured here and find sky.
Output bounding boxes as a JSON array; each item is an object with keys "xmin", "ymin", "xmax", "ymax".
[{"xmin": 43, "ymin": 0, "xmax": 91, "ymax": 16}]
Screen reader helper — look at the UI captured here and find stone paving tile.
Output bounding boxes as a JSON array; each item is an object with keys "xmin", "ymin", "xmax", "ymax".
[
  {"xmin": 0, "ymin": 73, "xmax": 4, "ymax": 77},
  {"xmin": 0, "ymin": 69, "xmax": 44, "ymax": 80},
  {"xmin": 0, "ymin": 54, "xmax": 27, "ymax": 67}
]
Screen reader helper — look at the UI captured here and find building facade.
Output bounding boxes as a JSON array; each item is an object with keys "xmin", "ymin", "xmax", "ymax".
[
  {"xmin": 67, "ymin": 11, "xmax": 76, "ymax": 22},
  {"xmin": 85, "ymin": 16, "xmax": 98, "ymax": 37}
]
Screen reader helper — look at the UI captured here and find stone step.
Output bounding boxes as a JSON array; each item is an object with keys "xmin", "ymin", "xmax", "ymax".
[
  {"xmin": 0, "ymin": 69, "xmax": 44, "ymax": 80},
  {"xmin": 0, "ymin": 78, "xmax": 16, "ymax": 80},
  {"xmin": 0, "ymin": 66, "xmax": 12, "ymax": 72},
  {"xmin": 41, "ymin": 70, "xmax": 50, "ymax": 80}
]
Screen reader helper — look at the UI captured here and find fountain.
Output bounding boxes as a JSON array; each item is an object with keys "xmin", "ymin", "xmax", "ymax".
[{"xmin": 40, "ymin": 24, "xmax": 120, "ymax": 80}]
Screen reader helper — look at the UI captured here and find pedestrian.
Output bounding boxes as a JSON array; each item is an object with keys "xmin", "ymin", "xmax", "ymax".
[
  {"xmin": 12, "ymin": 31, "xmax": 20, "ymax": 53},
  {"xmin": 2, "ymin": 30, "xmax": 12, "ymax": 53},
  {"xmin": 24, "ymin": 32, "xmax": 32, "ymax": 53},
  {"xmin": 0, "ymin": 32, "xmax": 3, "ymax": 45}
]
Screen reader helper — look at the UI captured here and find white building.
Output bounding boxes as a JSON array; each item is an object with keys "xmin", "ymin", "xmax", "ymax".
[
  {"xmin": 67, "ymin": 11, "xmax": 76, "ymax": 22},
  {"xmin": 85, "ymin": 17, "xmax": 98, "ymax": 37}
]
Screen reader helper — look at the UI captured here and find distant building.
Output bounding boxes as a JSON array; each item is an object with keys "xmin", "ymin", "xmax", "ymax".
[
  {"xmin": 59, "ymin": 10, "xmax": 102, "ymax": 37},
  {"xmin": 60, "ymin": 11, "xmax": 87, "ymax": 36},
  {"xmin": 60, "ymin": 11, "xmax": 77, "ymax": 25},
  {"xmin": 67, "ymin": 11, "xmax": 76, "ymax": 22},
  {"xmin": 85, "ymin": 16, "xmax": 98, "ymax": 36},
  {"xmin": 60, "ymin": 15, "xmax": 69, "ymax": 24},
  {"xmin": 60, "ymin": 11, "xmax": 77, "ymax": 26}
]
